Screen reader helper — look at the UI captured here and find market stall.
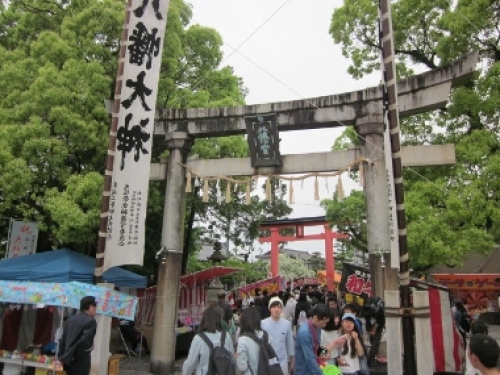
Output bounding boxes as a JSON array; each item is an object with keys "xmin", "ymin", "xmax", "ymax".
[
  {"xmin": 0, "ymin": 280, "xmax": 138, "ymax": 374},
  {"xmin": 135, "ymin": 266, "xmax": 240, "ymax": 356},
  {"xmin": 237, "ymin": 276, "xmax": 286, "ymax": 299},
  {"xmin": 432, "ymin": 273, "xmax": 500, "ymax": 313},
  {"xmin": 137, "ymin": 266, "xmax": 240, "ymax": 326},
  {"xmin": 0, "ymin": 248, "xmax": 147, "ymax": 288},
  {"xmin": 430, "ymin": 247, "xmax": 500, "ymax": 314}
]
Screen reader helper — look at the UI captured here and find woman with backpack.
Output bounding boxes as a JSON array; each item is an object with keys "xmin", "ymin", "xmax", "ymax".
[
  {"xmin": 182, "ymin": 304, "xmax": 234, "ymax": 375},
  {"xmin": 236, "ymin": 306, "xmax": 264, "ymax": 375}
]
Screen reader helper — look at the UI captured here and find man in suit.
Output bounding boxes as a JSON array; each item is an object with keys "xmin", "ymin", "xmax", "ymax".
[{"xmin": 58, "ymin": 296, "xmax": 98, "ymax": 375}]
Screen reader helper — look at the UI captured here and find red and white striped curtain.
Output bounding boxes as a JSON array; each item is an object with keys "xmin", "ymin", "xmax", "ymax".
[{"xmin": 428, "ymin": 287, "xmax": 464, "ymax": 372}]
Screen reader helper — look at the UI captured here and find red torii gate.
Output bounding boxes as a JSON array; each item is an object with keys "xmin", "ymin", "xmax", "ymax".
[{"xmin": 258, "ymin": 216, "xmax": 349, "ymax": 292}]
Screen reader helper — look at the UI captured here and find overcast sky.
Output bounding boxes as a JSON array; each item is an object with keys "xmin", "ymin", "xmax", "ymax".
[{"xmin": 188, "ymin": 0, "xmax": 380, "ymax": 254}]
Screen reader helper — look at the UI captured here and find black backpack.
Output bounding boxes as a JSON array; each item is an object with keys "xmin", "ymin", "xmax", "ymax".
[
  {"xmin": 198, "ymin": 330, "xmax": 236, "ymax": 375},
  {"xmin": 460, "ymin": 312, "xmax": 473, "ymax": 333},
  {"xmin": 245, "ymin": 331, "xmax": 285, "ymax": 375}
]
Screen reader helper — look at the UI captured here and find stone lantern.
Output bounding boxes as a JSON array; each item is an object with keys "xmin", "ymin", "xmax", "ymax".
[{"xmin": 205, "ymin": 241, "xmax": 226, "ymax": 304}]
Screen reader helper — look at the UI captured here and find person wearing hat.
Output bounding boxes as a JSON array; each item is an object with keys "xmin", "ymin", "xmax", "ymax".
[
  {"xmin": 261, "ymin": 297, "xmax": 295, "ymax": 375},
  {"xmin": 333, "ymin": 313, "xmax": 365, "ymax": 375}
]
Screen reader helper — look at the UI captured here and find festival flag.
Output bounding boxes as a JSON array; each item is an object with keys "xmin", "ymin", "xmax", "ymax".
[{"xmin": 103, "ymin": 0, "xmax": 169, "ymax": 271}]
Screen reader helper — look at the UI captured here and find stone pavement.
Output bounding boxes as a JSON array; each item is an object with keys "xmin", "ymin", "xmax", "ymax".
[{"xmin": 119, "ymin": 355, "xmax": 184, "ymax": 375}]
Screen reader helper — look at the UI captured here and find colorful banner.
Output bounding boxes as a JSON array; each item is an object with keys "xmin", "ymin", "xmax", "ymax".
[
  {"xmin": 238, "ymin": 276, "xmax": 285, "ymax": 297},
  {"xmin": 7, "ymin": 221, "xmax": 38, "ymax": 258},
  {"xmin": 104, "ymin": 0, "xmax": 169, "ymax": 271},
  {"xmin": 340, "ymin": 263, "xmax": 373, "ymax": 299},
  {"xmin": 293, "ymin": 277, "xmax": 319, "ymax": 287},
  {"xmin": 432, "ymin": 274, "xmax": 500, "ymax": 292},
  {"xmin": 316, "ymin": 271, "xmax": 342, "ymax": 286},
  {"xmin": 0, "ymin": 280, "xmax": 137, "ymax": 319}
]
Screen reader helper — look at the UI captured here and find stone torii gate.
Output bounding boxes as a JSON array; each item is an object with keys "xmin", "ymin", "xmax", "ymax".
[{"xmin": 148, "ymin": 52, "xmax": 478, "ymax": 374}]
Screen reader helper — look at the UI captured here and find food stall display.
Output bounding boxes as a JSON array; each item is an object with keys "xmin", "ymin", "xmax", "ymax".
[{"xmin": 0, "ymin": 280, "xmax": 139, "ymax": 373}]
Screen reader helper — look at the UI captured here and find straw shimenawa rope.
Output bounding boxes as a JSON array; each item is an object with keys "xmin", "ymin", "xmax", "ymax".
[{"xmin": 180, "ymin": 157, "xmax": 371, "ymax": 204}]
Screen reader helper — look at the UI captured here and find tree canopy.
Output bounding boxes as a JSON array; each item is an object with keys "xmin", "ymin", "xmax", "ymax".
[
  {"xmin": 0, "ymin": 0, "xmax": 290, "ymax": 280},
  {"xmin": 325, "ymin": 0, "xmax": 498, "ymax": 271}
]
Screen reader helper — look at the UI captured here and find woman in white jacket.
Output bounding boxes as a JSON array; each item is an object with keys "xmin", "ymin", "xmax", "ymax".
[
  {"xmin": 236, "ymin": 306, "xmax": 265, "ymax": 375},
  {"xmin": 182, "ymin": 304, "xmax": 234, "ymax": 375}
]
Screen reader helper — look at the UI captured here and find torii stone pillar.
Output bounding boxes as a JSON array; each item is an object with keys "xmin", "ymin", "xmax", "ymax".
[
  {"xmin": 355, "ymin": 111, "xmax": 390, "ymax": 298},
  {"xmin": 150, "ymin": 131, "xmax": 193, "ymax": 374}
]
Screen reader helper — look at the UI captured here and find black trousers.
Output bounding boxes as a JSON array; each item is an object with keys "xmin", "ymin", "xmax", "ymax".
[{"xmin": 63, "ymin": 353, "xmax": 91, "ymax": 375}]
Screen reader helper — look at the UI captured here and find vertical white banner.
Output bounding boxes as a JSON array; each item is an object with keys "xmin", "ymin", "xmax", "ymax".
[
  {"xmin": 7, "ymin": 221, "xmax": 38, "ymax": 258},
  {"xmin": 104, "ymin": 0, "xmax": 170, "ymax": 271},
  {"xmin": 384, "ymin": 124, "xmax": 400, "ymax": 269}
]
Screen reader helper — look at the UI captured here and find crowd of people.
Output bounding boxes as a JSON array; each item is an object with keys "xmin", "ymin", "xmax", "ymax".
[
  {"xmin": 453, "ymin": 300, "xmax": 500, "ymax": 375},
  {"xmin": 55, "ymin": 293, "xmax": 500, "ymax": 375},
  {"xmin": 180, "ymin": 288, "xmax": 500, "ymax": 375},
  {"xmin": 182, "ymin": 286, "xmax": 373, "ymax": 375}
]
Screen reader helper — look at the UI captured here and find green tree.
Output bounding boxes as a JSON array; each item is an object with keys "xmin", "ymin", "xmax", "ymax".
[
  {"xmin": 322, "ymin": 191, "xmax": 367, "ymax": 252},
  {"xmin": 0, "ymin": 0, "xmax": 290, "ymax": 283},
  {"xmin": 328, "ymin": 0, "xmax": 499, "ymax": 271},
  {"xmin": 308, "ymin": 251, "xmax": 325, "ymax": 272},
  {"xmin": 0, "ymin": 0, "xmax": 248, "ymax": 280},
  {"xmin": 196, "ymin": 176, "xmax": 292, "ymax": 256},
  {"xmin": 270, "ymin": 254, "xmax": 315, "ymax": 280}
]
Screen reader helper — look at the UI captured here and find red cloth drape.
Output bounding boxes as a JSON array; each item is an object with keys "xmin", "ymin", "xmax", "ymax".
[
  {"xmin": 33, "ymin": 307, "xmax": 54, "ymax": 345},
  {"xmin": 1, "ymin": 307, "xmax": 23, "ymax": 351}
]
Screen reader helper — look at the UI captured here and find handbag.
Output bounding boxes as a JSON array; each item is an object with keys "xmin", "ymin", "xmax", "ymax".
[{"xmin": 359, "ymin": 354, "xmax": 370, "ymax": 375}]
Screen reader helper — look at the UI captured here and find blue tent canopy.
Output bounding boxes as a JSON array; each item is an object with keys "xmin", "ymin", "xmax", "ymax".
[{"xmin": 0, "ymin": 248, "xmax": 147, "ymax": 288}]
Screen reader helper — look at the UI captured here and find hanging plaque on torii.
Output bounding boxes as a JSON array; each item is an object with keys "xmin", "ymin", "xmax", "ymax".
[{"xmin": 245, "ymin": 114, "xmax": 282, "ymax": 168}]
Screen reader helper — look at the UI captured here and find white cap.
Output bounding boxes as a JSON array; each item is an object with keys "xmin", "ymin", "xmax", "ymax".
[{"xmin": 268, "ymin": 296, "xmax": 284, "ymax": 309}]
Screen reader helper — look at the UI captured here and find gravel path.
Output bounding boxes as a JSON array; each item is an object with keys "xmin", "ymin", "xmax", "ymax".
[{"xmin": 119, "ymin": 355, "xmax": 185, "ymax": 375}]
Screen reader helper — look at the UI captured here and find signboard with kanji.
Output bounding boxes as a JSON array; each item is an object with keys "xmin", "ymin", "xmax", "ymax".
[
  {"xmin": 245, "ymin": 114, "xmax": 282, "ymax": 168},
  {"xmin": 340, "ymin": 262, "xmax": 373, "ymax": 300},
  {"xmin": 104, "ymin": 0, "xmax": 169, "ymax": 271},
  {"xmin": 7, "ymin": 221, "xmax": 38, "ymax": 259}
]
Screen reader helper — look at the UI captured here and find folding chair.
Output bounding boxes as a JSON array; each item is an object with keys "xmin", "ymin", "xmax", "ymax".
[{"xmin": 119, "ymin": 327, "xmax": 137, "ymax": 358}]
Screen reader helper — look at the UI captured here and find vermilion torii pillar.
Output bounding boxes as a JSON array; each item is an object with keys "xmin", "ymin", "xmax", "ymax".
[{"xmin": 258, "ymin": 216, "xmax": 349, "ymax": 292}]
